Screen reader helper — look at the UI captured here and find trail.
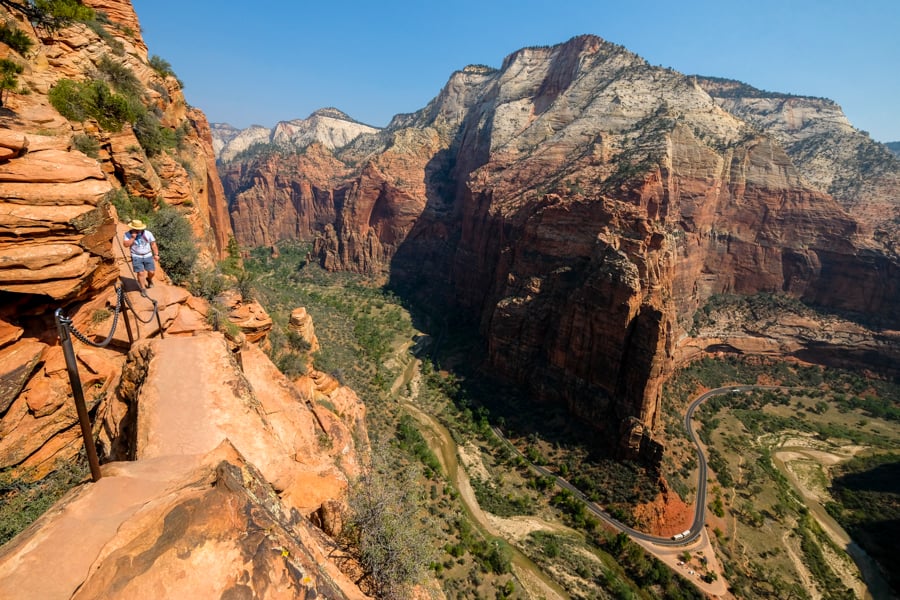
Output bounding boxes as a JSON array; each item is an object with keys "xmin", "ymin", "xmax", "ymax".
[{"xmin": 391, "ymin": 352, "xmax": 568, "ymax": 599}]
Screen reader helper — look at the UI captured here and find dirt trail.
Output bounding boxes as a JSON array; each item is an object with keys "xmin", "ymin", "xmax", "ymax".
[
  {"xmin": 402, "ymin": 401, "xmax": 569, "ymax": 600},
  {"xmin": 773, "ymin": 448, "xmax": 889, "ymax": 600}
]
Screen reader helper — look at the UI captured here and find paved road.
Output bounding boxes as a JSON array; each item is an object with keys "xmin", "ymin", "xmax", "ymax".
[{"xmin": 493, "ymin": 384, "xmax": 779, "ymax": 547}]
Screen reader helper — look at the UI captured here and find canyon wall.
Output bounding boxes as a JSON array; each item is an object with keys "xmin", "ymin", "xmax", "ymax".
[
  {"xmin": 0, "ymin": 4, "xmax": 371, "ymax": 596},
  {"xmin": 222, "ymin": 36, "xmax": 900, "ymax": 456}
]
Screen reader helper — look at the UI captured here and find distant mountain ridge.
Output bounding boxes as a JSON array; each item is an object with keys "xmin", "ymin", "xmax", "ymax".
[
  {"xmin": 210, "ymin": 108, "xmax": 380, "ymax": 162},
  {"xmin": 220, "ymin": 33, "xmax": 900, "ymax": 464},
  {"xmin": 889, "ymin": 141, "xmax": 900, "ymax": 157}
]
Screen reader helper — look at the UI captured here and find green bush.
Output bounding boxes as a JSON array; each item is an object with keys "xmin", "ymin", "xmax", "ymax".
[
  {"xmin": 8, "ymin": 0, "xmax": 94, "ymax": 32},
  {"xmin": 285, "ymin": 329, "xmax": 311, "ymax": 352},
  {"xmin": 105, "ymin": 188, "xmax": 153, "ymax": 223},
  {"xmin": 71, "ymin": 133, "xmax": 100, "ymax": 158},
  {"xmin": 0, "ymin": 58, "xmax": 24, "ymax": 108},
  {"xmin": 0, "ymin": 458, "xmax": 88, "ymax": 545},
  {"xmin": 147, "ymin": 204, "xmax": 197, "ymax": 285},
  {"xmin": 149, "ymin": 54, "xmax": 175, "ymax": 78},
  {"xmin": 0, "ymin": 22, "xmax": 33, "ymax": 55},
  {"xmin": 132, "ymin": 110, "xmax": 176, "ymax": 156},
  {"xmin": 84, "ymin": 18, "xmax": 124, "ymax": 55},
  {"xmin": 188, "ymin": 266, "xmax": 226, "ymax": 301},
  {"xmin": 49, "ymin": 78, "xmax": 133, "ymax": 131},
  {"xmin": 96, "ymin": 54, "xmax": 141, "ymax": 97},
  {"xmin": 276, "ymin": 352, "xmax": 307, "ymax": 378}
]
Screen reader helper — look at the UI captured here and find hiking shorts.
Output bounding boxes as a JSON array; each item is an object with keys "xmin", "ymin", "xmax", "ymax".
[{"xmin": 132, "ymin": 255, "xmax": 156, "ymax": 273}]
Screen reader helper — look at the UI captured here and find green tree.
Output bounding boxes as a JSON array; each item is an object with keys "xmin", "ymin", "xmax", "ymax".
[
  {"xmin": 0, "ymin": 0, "xmax": 94, "ymax": 31},
  {"xmin": 0, "ymin": 58, "xmax": 23, "ymax": 107},
  {"xmin": 0, "ymin": 22, "xmax": 33, "ymax": 55},
  {"xmin": 147, "ymin": 204, "xmax": 197, "ymax": 285},
  {"xmin": 48, "ymin": 78, "xmax": 134, "ymax": 130},
  {"xmin": 148, "ymin": 54, "xmax": 175, "ymax": 78}
]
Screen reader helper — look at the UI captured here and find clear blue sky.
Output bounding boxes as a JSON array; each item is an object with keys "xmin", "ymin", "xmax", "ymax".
[{"xmin": 130, "ymin": 0, "xmax": 900, "ymax": 142}]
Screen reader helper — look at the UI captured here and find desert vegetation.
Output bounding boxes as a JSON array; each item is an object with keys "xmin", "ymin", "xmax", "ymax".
[
  {"xmin": 239, "ymin": 240, "xmax": 708, "ymax": 598},
  {"xmin": 0, "ymin": 456, "xmax": 88, "ymax": 545},
  {"xmin": 662, "ymin": 356, "xmax": 899, "ymax": 599}
]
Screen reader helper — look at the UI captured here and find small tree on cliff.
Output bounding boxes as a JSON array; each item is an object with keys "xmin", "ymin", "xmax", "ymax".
[
  {"xmin": 0, "ymin": 0, "xmax": 94, "ymax": 32},
  {"xmin": 0, "ymin": 59, "xmax": 23, "ymax": 108},
  {"xmin": 344, "ymin": 442, "xmax": 435, "ymax": 599}
]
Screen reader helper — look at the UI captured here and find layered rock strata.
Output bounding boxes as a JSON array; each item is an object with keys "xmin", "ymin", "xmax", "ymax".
[
  {"xmin": 0, "ymin": 333, "xmax": 368, "ymax": 599},
  {"xmin": 0, "ymin": 0, "xmax": 232, "ymax": 475},
  {"xmin": 225, "ymin": 35, "xmax": 900, "ymax": 456},
  {"xmin": 695, "ymin": 77, "xmax": 900, "ymax": 253}
]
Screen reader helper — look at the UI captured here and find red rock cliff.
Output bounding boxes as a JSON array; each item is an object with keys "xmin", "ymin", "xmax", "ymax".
[
  {"xmin": 0, "ymin": 0, "xmax": 233, "ymax": 472},
  {"xmin": 226, "ymin": 36, "xmax": 900, "ymax": 456}
]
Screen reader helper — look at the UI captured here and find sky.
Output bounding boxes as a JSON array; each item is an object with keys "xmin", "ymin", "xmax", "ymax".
[{"xmin": 130, "ymin": 0, "xmax": 900, "ymax": 143}]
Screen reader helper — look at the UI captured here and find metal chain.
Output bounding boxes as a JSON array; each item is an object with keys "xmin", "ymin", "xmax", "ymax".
[
  {"xmin": 66, "ymin": 286, "xmax": 124, "ymax": 348},
  {"xmin": 121, "ymin": 286, "xmax": 160, "ymax": 324}
]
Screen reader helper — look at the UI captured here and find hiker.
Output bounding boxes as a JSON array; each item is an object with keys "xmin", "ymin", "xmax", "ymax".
[{"xmin": 123, "ymin": 219, "xmax": 160, "ymax": 289}]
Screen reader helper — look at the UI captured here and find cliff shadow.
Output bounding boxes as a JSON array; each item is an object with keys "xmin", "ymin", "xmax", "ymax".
[{"xmin": 830, "ymin": 460, "xmax": 900, "ymax": 596}]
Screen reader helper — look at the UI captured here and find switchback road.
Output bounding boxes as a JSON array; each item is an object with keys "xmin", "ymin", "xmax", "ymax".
[{"xmin": 494, "ymin": 385, "xmax": 780, "ymax": 547}]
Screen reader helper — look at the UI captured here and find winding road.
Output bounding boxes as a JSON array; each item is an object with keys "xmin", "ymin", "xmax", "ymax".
[{"xmin": 494, "ymin": 385, "xmax": 778, "ymax": 547}]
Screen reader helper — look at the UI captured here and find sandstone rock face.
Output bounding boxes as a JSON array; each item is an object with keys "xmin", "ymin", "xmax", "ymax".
[
  {"xmin": 225, "ymin": 143, "xmax": 352, "ymax": 248},
  {"xmin": 0, "ymin": 331, "xmax": 370, "ymax": 598},
  {"xmin": 225, "ymin": 35, "xmax": 900, "ymax": 457},
  {"xmin": 695, "ymin": 77, "xmax": 900, "ymax": 253},
  {"xmin": 0, "ymin": 136, "xmax": 118, "ymax": 301},
  {"xmin": 80, "ymin": 0, "xmax": 146, "ymax": 54},
  {"xmin": 289, "ymin": 306, "xmax": 320, "ymax": 353},
  {"xmin": 217, "ymin": 289, "xmax": 273, "ymax": 345},
  {"xmin": 0, "ymin": 445, "xmax": 367, "ymax": 600},
  {"xmin": 0, "ymin": 0, "xmax": 231, "ymax": 476},
  {"xmin": 677, "ymin": 296, "xmax": 900, "ymax": 379}
]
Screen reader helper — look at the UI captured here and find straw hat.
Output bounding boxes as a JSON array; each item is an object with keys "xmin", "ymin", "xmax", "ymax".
[{"xmin": 128, "ymin": 219, "xmax": 147, "ymax": 230}]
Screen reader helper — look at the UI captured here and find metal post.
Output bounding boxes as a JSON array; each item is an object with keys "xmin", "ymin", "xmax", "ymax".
[
  {"xmin": 152, "ymin": 298, "xmax": 165, "ymax": 339},
  {"xmin": 117, "ymin": 284, "xmax": 135, "ymax": 344},
  {"xmin": 54, "ymin": 309, "xmax": 102, "ymax": 482}
]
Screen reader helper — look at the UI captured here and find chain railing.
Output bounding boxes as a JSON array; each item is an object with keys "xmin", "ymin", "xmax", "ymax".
[
  {"xmin": 54, "ymin": 280, "xmax": 167, "ymax": 482},
  {"xmin": 64, "ymin": 285, "xmax": 127, "ymax": 347}
]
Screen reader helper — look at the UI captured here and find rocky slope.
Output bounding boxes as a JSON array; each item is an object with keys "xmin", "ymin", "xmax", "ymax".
[
  {"xmin": 218, "ymin": 110, "xmax": 382, "ymax": 248},
  {"xmin": 0, "ymin": 3, "xmax": 373, "ymax": 597},
  {"xmin": 0, "ymin": 330, "xmax": 370, "ymax": 599},
  {"xmin": 224, "ymin": 35, "xmax": 900, "ymax": 458},
  {"xmin": 213, "ymin": 108, "xmax": 380, "ymax": 164}
]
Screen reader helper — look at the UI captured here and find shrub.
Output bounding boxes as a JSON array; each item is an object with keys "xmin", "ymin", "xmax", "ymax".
[
  {"xmin": 149, "ymin": 54, "xmax": 176, "ymax": 78},
  {"xmin": 71, "ymin": 133, "xmax": 100, "ymax": 158},
  {"xmin": 0, "ymin": 58, "xmax": 24, "ymax": 108},
  {"xmin": 105, "ymin": 188, "xmax": 153, "ymax": 223},
  {"xmin": 10, "ymin": 0, "xmax": 94, "ymax": 32},
  {"xmin": 188, "ymin": 266, "xmax": 226, "ymax": 301},
  {"xmin": 96, "ymin": 54, "xmax": 141, "ymax": 98},
  {"xmin": 344, "ymin": 444, "xmax": 434, "ymax": 599},
  {"xmin": 90, "ymin": 308, "xmax": 111, "ymax": 324},
  {"xmin": 132, "ymin": 110, "xmax": 176, "ymax": 156},
  {"xmin": 147, "ymin": 204, "xmax": 197, "ymax": 285},
  {"xmin": 0, "ymin": 458, "xmax": 89, "ymax": 545},
  {"xmin": 0, "ymin": 22, "xmax": 33, "ymax": 55},
  {"xmin": 84, "ymin": 18, "xmax": 124, "ymax": 55},
  {"xmin": 276, "ymin": 352, "xmax": 307, "ymax": 378},
  {"xmin": 285, "ymin": 329, "xmax": 311, "ymax": 353},
  {"xmin": 48, "ymin": 78, "xmax": 133, "ymax": 130}
]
